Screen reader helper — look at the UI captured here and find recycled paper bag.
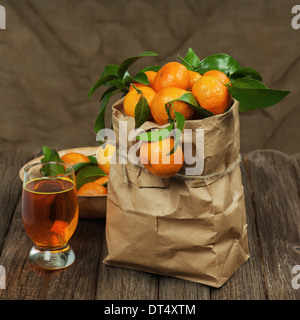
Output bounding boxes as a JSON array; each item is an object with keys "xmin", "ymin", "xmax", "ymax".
[{"xmin": 103, "ymin": 99, "xmax": 250, "ymax": 288}]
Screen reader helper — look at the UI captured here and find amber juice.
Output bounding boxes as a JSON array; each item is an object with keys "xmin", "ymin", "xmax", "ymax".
[{"xmin": 22, "ymin": 178, "xmax": 78, "ymax": 249}]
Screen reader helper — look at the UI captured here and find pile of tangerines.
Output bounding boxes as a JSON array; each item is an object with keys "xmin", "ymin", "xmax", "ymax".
[
  {"xmin": 59, "ymin": 146, "xmax": 114, "ymax": 196},
  {"xmin": 124, "ymin": 62, "xmax": 231, "ymax": 122},
  {"xmin": 42, "ymin": 51, "xmax": 288, "ymax": 195},
  {"xmin": 60, "ymin": 62, "xmax": 233, "ymax": 194},
  {"xmin": 123, "ymin": 62, "xmax": 232, "ymax": 179}
]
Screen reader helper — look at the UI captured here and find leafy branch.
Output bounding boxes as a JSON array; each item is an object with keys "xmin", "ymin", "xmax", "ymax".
[
  {"xmin": 178, "ymin": 48, "xmax": 290, "ymax": 111},
  {"xmin": 88, "ymin": 51, "xmax": 159, "ymax": 141}
]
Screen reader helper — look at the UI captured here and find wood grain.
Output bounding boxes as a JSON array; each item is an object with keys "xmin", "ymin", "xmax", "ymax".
[
  {"xmin": 245, "ymin": 150, "xmax": 300, "ymax": 300},
  {"xmin": 96, "ymin": 234, "xmax": 158, "ymax": 300},
  {"xmin": 210, "ymin": 157, "xmax": 267, "ymax": 300},
  {"xmin": 0, "ymin": 148, "xmax": 33, "ymax": 256},
  {"xmin": 0, "ymin": 148, "xmax": 300, "ymax": 300}
]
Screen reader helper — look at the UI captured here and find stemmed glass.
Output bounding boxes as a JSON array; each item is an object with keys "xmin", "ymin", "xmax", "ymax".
[{"xmin": 22, "ymin": 161, "xmax": 78, "ymax": 270}]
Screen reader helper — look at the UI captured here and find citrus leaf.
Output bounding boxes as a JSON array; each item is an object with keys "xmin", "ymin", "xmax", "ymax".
[
  {"xmin": 228, "ymin": 77, "xmax": 267, "ymax": 89},
  {"xmin": 117, "ymin": 51, "xmax": 158, "ymax": 79},
  {"xmin": 72, "ymin": 162, "xmax": 95, "ymax": 173},
  {"xmin": 175, "ymin": 92, "xmax": 214, "ymax": 118},
  {"xmin": 134, "ymin": 94, "xmax": 151, "ymax": 129},
  {"xmin": 196, "ymin": 53, "xmax": 241, "ymax": 76},
  {"xmin": 112, "ymin": 78, "xmax": 126, "ymax": 91},
  {"xmin": 136, "ymin": 122, "xmax": 174, "ymax": 142},
  {"xmin": 95, "ymin": 89, "xmax": 119, "ymax": 136},
  {"xmin": 41, "ymin": 145, "xmax": 62, "ymax": 163},
  {"xmin": 88, "ymin": 74, "xmax": 117, "ymax": 98},
  {"xmin": 101, "ymin": 64, "xmax": 119, "ymax": 77},
  {"xmin": 124, "ymin": 72, "xmax": 149, "ymax": 86},
  {"xmin": 167, "ymin": 92, "xmax": 213, "ymax": 118},
  {"xmin": 139, "ymin": 65, "xmax": 161, "ymax": 72},
  {"xmin": 169, "ymin": 111, "xmax": 185, "ymax": 155},
  {"xmin": 228, "ymin": 78, "xmax": 290, "ymax": 111},
  {"xmin": 40, "ymin": 146, "xmax": 65, "ymax": 176},
  {"xmin": 75, "ymin": 166, "xmax": 106, "ymax": 190},
  {"xmin": 177, "ymin": 47, "xmax": 201, "ymax": 71},
  {"xmin": 87, "ymin": 155, "xmax": 98, "ymax": 164},
  {"xmin": 230, "ymin": 67, "xmax": 263, "ymax": 81}
]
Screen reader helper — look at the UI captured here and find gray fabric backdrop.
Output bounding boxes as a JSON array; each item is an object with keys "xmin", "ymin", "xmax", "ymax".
[{"xmin": 0, "ymin": 0, "xmax": 299, "ymax": 154}]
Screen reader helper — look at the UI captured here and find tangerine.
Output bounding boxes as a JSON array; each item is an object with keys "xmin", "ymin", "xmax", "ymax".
[
  {"xmin": 188, "ymin": 70, "xmax": 202, "ymax": 90},
  {"xmin": 151, "ymin": 87, "xmax": 194, "ymax": 125},
  {"xmin": 96, "ymin": 143, "xmax": 116, "ymax": 175},
  {"xmin": 77, "ymin": 182, "xmax": 107, "ymax": 196},
  {"xmin": 123, "ymin": 86, "xmax": 156, "ymax": 118},
  {"xmin": 202, "ymin": 70, "xmax": 230, "ymax": 85},
  {"xmin": 153, "ymin": 62, "xmax": 190, "ymax": 92},
  {"xmin": 61, "ymin": 152, "xmax": 90, "ymax": 166},
  {"xmin": 129, "ymin": 71, "xmax": 157, "ymax": 92},
  {"xmin": 94, "ymin": 176, "xmax": 109, "ymax": 186},
  {"xmin": 192, "ymin": 76, "xmax": 232, "ymax": 115},
  {"xmin": 139, "ymin": 137, "xmax": 184, "ymax": 178}
]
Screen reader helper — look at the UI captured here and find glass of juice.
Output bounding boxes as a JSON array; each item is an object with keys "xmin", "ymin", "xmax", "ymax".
[{"xmin": 22, "ymin": 161, "xmax": 79, "ymax": 270}]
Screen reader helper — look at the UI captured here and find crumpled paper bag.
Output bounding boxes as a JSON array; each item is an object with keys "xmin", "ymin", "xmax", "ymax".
[{"xmin": 103, "ymin": 99, "xmax": 250, "ymax": 288}]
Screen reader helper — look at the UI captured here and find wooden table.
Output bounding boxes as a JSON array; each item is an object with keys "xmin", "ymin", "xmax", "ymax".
[{"xmin": 0, "ymin": 147, "xmax": 299, "ymax": 300}]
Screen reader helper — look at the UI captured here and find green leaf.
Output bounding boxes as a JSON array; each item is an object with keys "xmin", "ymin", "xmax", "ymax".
[
  {"xmin": 87, "ymin": 155, "xmax": 98, "ymax": 164},
  {"xmin": 139, "ymin": 65, "xmax": 161, "ymax": 72},
  {"xmin": 169, "ymin": 111, "xmax": 185, "ymax": 155},
  {"xmin": 117, "ymin": 51, "xmax": 159, "ymax": 79},
  {"xmin": 177, "ymin": 47, "xmax": 201, "ymax": 71},
  {"xmin": 175, "ymin": 92, "xmax": 214, "ymax": 118},
  {"xmin": 101, "ymin": 64, "xmax": 119, "ymax": 77},
  {"xmin": 72, "ymin": 162, "xmax": 95, "ymax": 173},
  {"xmin": 40, "ymin": 145, "xmax": 65, "ymax": 176},
  {"xmin": 163, "ymin": 102, "xmax": 185, "ymax": 155},
  {"xmin": 134, "ymin": 94, "xmax": 151, "ymax": 129},
  {"xmin": 136, "ymin": 122, "xmax": 174, "ymax": 142},
  {"xmin": 228, "ymin": 78, "xmax": 290, "ymax": 111},
  {"xmin": 100, "ymin": 64, "xmax": 120, "ymax": 87},
  {"xmin": 229, "ymin": 77, "xmax": 267, "ymax": 89},
  {"xmin": 95, "ymin": 89, "xmax": 119, "ymax": 136},
  {"xmin": 41, "ymin": 145, "xmax": 62, "ymax": 162},
  {"xmin": 124, "ymin": 72, "xmax": 149, "ymax": 86},
  {"xmin": 88, "ymin": 74, "xmax": 117, "ymax": 98},
  {"xmin": 230, "ymin": 67, "xmax": 263, "ymax": 81},
  {"xmin": 196, "ymin": 53, "xmax": 241, "ymax": 76},
  {"xmin": 76, "ymin": 166, "xmax": 107, "ymax": 190},
  {"xmin": 112, "ymin": 78, "xmax": 127, "ymax": 91}
]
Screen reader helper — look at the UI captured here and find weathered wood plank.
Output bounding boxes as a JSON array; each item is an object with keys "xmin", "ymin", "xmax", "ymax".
[
  {"xmin": 45, "ymin": 219, "xmax": 105, "ymax": 300},
  {"xmin": 0, "ymin": 148, "xmax": 106, "ymax": 299},
  {"xmin": 290, "ymin": 153, "xmax": 300, "ymax": 264},
  {"xmin": 0, "ymin": 197, "xmax": 47, "ymax": 299},
  {"xmin": 96, "ymin": 233, "xmax": 158, "ymax": 300},
  {"xmin": 0, "ymin": 200, "xmax": 106, "ymax": 300},
  {"xmin": 0, "ymin": 148, "xmax": 33, "ymax": 255},
  {"xmin": 158, "ymin": 276, "xmax": 210, "ymax": 300},
  {"xmin": 1, "ymin": 148, "xmax": 300, "ymax": 300},
  {"xmin": 210, "ymin": 158, "xmax": 267, "ymax": 300},
  {"xmin": 245, "ymin": 150, "xmax": 300, "ymax": 300},
  {"xmin": 291, "ymin": 152, "xmax": 300, "ymax": 170}
]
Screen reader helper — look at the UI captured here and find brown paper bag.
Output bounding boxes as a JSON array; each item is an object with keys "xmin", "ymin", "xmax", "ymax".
[{"xmin": 103, "ymin": 99, "xmax": 250, "ymax": 288}]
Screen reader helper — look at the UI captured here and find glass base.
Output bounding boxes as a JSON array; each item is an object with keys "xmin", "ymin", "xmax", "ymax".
[{"xmin": 28, "ymin": 245, "xmax": 75, "ymax": 270}]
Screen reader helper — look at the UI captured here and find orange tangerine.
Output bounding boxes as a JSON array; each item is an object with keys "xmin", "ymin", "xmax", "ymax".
[{"xmin": 153, "ymin": 62, "xmax": 190, "ymax": 92}]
